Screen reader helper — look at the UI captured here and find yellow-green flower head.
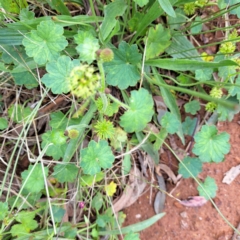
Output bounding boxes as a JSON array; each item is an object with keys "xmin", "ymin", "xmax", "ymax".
[
  {"xmin": 184, "ymin": 3, "xmax": 196, "ymax": 16},
  {"xmin": 205, "ymin": 102, "xmax": 217, "ymax": 112},
  {"xmin": 210, "ymin": 87, "xmax": 223, "ymax": 99},
  {"xmin": 219, "ymin": 42, "xmax": 236, "ymax": 54},
  {"xmin": 94, "ymin": 119, "xmax": 115, "ymax": 140},
  {"xmin": 201, "ymin": 52, "xmax": 214, "ymax": 62},
  {"xmin": 69, "ymin": 65, "xmax": 100, "ymax": 99},
  {"xmin": 233, "ymin": 58, "xmax": 240, "ymax": 70}
]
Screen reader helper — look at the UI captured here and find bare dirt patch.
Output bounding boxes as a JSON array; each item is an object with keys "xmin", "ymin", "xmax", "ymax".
[{"xmin": 123, "ymin": 115, "xmax": 240, "ymax": 240}]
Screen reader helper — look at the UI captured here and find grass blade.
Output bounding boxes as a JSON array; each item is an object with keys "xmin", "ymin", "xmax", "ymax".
[{"xmin": 99, "ymin": 213, "xmax": 166, "ymax": 235}]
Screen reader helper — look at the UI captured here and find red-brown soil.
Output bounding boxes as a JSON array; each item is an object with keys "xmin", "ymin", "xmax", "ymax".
[{"xmin": 123, "ymin": 115, "xmax": 240, "ymax": 240}]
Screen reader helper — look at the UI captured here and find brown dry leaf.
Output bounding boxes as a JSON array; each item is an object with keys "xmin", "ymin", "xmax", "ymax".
[
  {"xmin": 157, "ymin": 164, "xmax": 178, "ymax": 184},
  {"xmin": 153, "ymin": 96, "xmax": 167, "ymax": 121},
  {"xmin": 179, "ymin": 196, "xmax": 208, "ymax": 207},
  {"xmin": 222, "ymin": 164, "xmax": 240, "ymax": 184},
  {"xmin": 113, "ymin": 167, "xmax": 146, "ymax": 213},
  {"xmin": 154, "ymin": 173, "xmax": 166, "ymax": 214}
]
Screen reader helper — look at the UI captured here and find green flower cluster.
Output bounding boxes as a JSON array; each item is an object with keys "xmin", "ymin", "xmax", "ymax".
[
  {"xmin": 205, "ymin": 87, "xmax": 222, "ymax": 112},
  {"xmin": 94, "ymin": 119, "xmax": 115, "ymax": 139},
  {"xmin": 95, "ymin": 98, "xmax": 119, "ymax": 117},
  {"xmin": 69, "ymin": 65, "xmax": 99, "ymax": 99},
  {"xmin": 219, "ymin": 42, "xmax": 236, "ymax": 54},
  {"xmin": 184, "ymin": 0, "xmax": 208, "ymax": 15},
  {"xmin": 219, "ymin": 29, "xmax": 239, "ymax": 54},
  {"xmin": 205, "ymin": 102, "xmax": 217, "ymax": 112},
  {"xmin": 210, "ymin": 87, "xmax": 223, "ymax": 99}
]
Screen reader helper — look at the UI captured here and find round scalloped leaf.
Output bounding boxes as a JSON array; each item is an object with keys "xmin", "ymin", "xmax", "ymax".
[
  {"xmin": 22, "ymin": 20, "xmax": 68, "ymax": 65},
  {"xmin": 146, "ymin": 24, "xmax": 171, "ymax": 60},
  {"xmin": 53, "ymin": 164, "xmax": 79, "ymax": 183},
  {"xmin": 120, "ymin": 88, "xmax": 154, "ymax": 133},
  {"xmin": 184, "ymin": 100, "xmax": 201, "ymax": 115},
  {"xmin": 74, "ymin": 31, "xmax": 99, "ymax": 64},
  {"xmin": 21, "ymin": 163, "xmax": 48, "ymax": 193},
  {"xmin": 103, "ymin": 41, "xmax": 142, "ymax": 89},
  {"xmin": 41, "ymin": 55, "xmax": 80, "ymax": 94},
  {"xmin": 160, "ymin": 112, "xmax": 180, "ymax": 134},
  {"xmin": 178, "ymin": 157, "xmax": 202, "ymax": 179},
  {"xmin": 193, "ymin": 125, "xmax": 230, "ymax": 163},
  {"xmin": 80, "ymin": 140, "xmax": 114, "ymax": 175},
  {"xmin": 197, "ymin": 176, "xmax": 218, "ymax": 200},
  {"xmin": 41, "ymin": 130, "xmax": 67, "ymax": 160}
]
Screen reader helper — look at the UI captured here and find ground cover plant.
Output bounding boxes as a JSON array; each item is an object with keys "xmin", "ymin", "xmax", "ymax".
[{"xmin": 0, "ymin": 0, "xmax": 240, "ymax": 239}]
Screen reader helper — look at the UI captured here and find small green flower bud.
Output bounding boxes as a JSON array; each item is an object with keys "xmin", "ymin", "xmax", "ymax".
[
  {"xmin": 99, "ymin": 48, "xmax": 114, "ymax": 62},
  {"xmin": 67, "ymin": 129, "xmax": 79, "ymax": 139}
]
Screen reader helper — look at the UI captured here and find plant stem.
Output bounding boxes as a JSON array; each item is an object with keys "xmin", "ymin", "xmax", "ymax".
[
  {"xmin": 97, "ymin": 60, "xmax": 106, "ymax": 92},
  {"xmin": 108, "ymin": 94, "xmax": 130, "ymax": 109}
]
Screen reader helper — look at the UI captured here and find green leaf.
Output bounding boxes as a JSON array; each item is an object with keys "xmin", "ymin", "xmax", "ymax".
[
  {"xmin": 74, "ymin": 31, "xmax": 100, "ymax": 64},
  {"xmin": 192, "ymin": 125, "xmax": 230, "ymax": 162},
  {"xmin": 104, "ymin": 41, "xmax": 142, "ymax": 89},
  {"xmin": 96, "ymin": 212, "xmax": 113, "ymax": 228},
  {"xmin": 190, "ymin": 16, "xmax": 202, "ymax": 34},
  {"xmin": 178, "ymin": 157, "xmax": 202, "ymax": 178},
  {"xmin": 21, "ymin": 163, "xmax": 48, "ymax": 193},
  {"xmin": 1, "ymin": 45, "xmax": 30, "ymax": 65},
  {"xmin": 80, "ymin": 172, "xmax": 104, "ymax": 186},
  {"xmin": 22, "ymin": 20, "xmax": 68, "ymax": 65},
  {"xmin": 80, "ymin": 140, "xmax": 114, "ymax": 175},
  {"xmin": 41, "ymin": 55, "xmax": 79, "ymax": 94},
  {"xmin": 49, "ymin": 111, "xmax": 81, "ymax": 130},
  {"xmin": 195, "ymin": 68, "xmax": 213, "ymax": 81},
  {"xmin": 52, "ymin": 206, "xmax": 66, "ymax": 223},
  {"xmin": 53, "ymin": 164, "xmax": 79, "ymax": 183},
  {"xmin": 153, "ymin": 69, "xmax": 185, "ymax": 144},
  {"xmin": 160, "ymin": 112, "xmax": 180, "ymax": 134},
  {"xmin": 99, "ymin": 213, "xmax": 165, "ymax": 235},
  {"xmin": 133, "ymin": 0, "xmax": 149, "ymax": 7},
  {"xmin": 218, "ymin": 65, "xmax": 236, "ymax": 82},
  {"xmin": 1, "ymin": 0, "xmax": 27, "ymax": 13},
  {"xmin": 168, "ymin": 8, "xmax": 186, "ymax": 30},
  {"xmin": 146, "ymin": 24, "xmax": 171, "ymax": 60},
  {"xmin": 158, "ymin": 0, "xmax": 176, "ymax": 17},
  {"xmin": 146, "ymin": 59, "xmax": 237, "ymax": 71},
  {"xmin": 166, "ymin": 34, "xmax": 201, "ymax": 60},
  {"xmin": 92, "ymin": 192, "xmax": 104, "ymax": 211},
  {"xmin": 184, "ymin": 100, "xmax": 200, "ymax": 115},
  {"xmin": 0, "ymin": 202, "xmax": 8, "ymax": 220},
  {"xmin": 216, "ymin": 101, "xmax": 240, "ymax": 121},
  {"xmin": 136, "ymin": 132, "xmax": 159, "ymax": 165},
  {"xmin": 229, "ymin": 75, "xmax": 240, "ymax": 101},
  {"xmin": 182, "ymin": 116, "xmax": 197, "ymax": 136},
  {"xmin": 120, "ymin": 88, "xmax": 154, "ymax": 132},
  {"xmin": 8, "ymin": 104, "xmax": 32, "ymax": 123},
  {"xmin": 130, "ymin": 1, "xmax": 164, "ymax": 43},
  {"xmin": 19, "ymin": 8, "xmax": 35, "ymax": 21},
  {"xmin": 100, "ymin": 0, "xmax": 127, "ymax": 41},
  {"xmin": 197, "ymin": 176, "xmax": 218, "ymax": 200},
  {"xmin": 10, "ymin": 211, "xmax": 38, "ymax": 237},
  {"xmin": 12, "ymin": 71, "xmax": 38, "ymax": 89},
  {"xmin": 0, "ymin": 117, "xmax": 8, "ymax": 130},
  {"xmin": 41, "ymin": 130, "xmax": 67, "ymax": 160},
  {"xmin": 227, "ymin": 0, "xmax": 240, "ymax": 17},
  {"xmin": 122, "ymin": 147, "xmax": 131, "ymax": 175},
  {"xmin": 124, "ymin": 232, "xmax": 140, "ymax": 240},
  {"xmin": 45, "ymin": 0, "xmax": 70, "ymax": 15}
]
